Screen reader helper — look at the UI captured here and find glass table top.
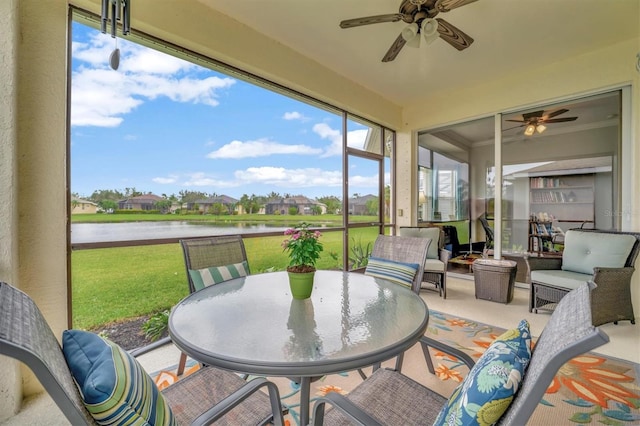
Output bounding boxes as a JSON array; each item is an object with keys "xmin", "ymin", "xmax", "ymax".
[{"xmin": 169, "ymin": 270, "xmax": 429, "ymax": 376}]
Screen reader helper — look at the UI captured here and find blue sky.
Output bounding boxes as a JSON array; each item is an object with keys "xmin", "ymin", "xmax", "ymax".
[{"xmin": 71, "ymin": 22, "xmax": 382, "ymax": 200}]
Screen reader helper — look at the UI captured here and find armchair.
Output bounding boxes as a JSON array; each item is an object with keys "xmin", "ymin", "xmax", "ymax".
[
  {"xmin": 526, "ymin": 229, "xmax": 640, "ymax": 326},
  {"xmin": 399, "ymin": 226, "xmax": 451, "ymax": 298}
]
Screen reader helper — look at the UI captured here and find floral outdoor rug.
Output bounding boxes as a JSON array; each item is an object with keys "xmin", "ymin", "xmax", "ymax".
[{"xmin": 151, "ymin": 310, "xmax": 640, "ymax": 425}]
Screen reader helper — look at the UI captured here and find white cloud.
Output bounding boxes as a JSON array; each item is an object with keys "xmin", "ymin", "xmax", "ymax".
[
  {"xmin": 234, "ymin": 167, "xmax": 343, "ymax": 188},
  {"xmin": 169, "ymin": 167, "xmax": 345, "ymax": 190},
  {"xmin": 152, "ymin": 175, "xmax": 178, "ymax": 184},
  {"xmin": 312, "ymin": 123, "xmax": 342, "ymax": 157},
  {"xmin": 283, "ymin": 111, "xmax": 308, "ymax": 121},
  {"xmin": 71, "ymin": 32, "xmax": 235, "ymax": 127},
  {"xmin": 207, "ymin": 138, "xmax": 322, "ymax": 159},
  {"xmin": 182, "ymin": 172, "xmax": 240, "ymax": 188},
  {"xmin": 312, "ymin": 123, "xmax": 368, "ymax": 157},
  {"xmin": 349, "ymin": 174, "xmax": 379, "ymax": 188}
]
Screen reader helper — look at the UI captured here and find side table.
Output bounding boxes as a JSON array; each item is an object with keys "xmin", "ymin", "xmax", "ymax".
[{"xmin": 472, "ymin": 258, "xmax": 517, "ymax": 303}]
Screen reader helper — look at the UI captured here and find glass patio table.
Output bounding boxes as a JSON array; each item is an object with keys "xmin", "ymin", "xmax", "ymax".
[{"xmin": 168, "ymin": 270, "xmax": 430, "ymax": 425}]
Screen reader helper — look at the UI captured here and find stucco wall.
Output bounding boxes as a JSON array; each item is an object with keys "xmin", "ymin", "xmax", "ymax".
[
  {"xmin": 0, "ymin": 0, "xmax": 21, "ymax": 420},
  {"xmin": 0, "ymin": 0, "xmax": 70, "ymax": 418}
]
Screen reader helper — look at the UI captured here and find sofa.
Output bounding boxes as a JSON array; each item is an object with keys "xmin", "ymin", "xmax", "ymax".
[
  {"xmin": 399, "ymin": 227, "xmax": 451, "ymax": 298},
  {"xmin": 526, "ymin": 229, "xmax": 640, "ymax": 326}
]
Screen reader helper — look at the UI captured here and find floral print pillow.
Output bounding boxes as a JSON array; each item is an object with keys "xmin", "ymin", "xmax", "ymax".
[{"xmin": 434, "ymin": 319, "xmax": 532, "ymax": 426}]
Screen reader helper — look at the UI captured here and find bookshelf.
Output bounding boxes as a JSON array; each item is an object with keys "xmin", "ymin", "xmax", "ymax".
[
  {"xmin": 529, "ymin": 174, "xmax": 594, "ymax": 221},
  {"xmin": 528, "ymin": 220, "xmax": 556, "ymax": 252},
  {"xmin": 529, "ymin": 173, "xmax": 595, "ymax": 252}
]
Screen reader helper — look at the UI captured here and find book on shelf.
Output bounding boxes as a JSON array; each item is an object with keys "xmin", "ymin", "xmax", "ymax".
[{"xmin": 530, "ymin": 177, "xmax": 564, "ymax": 189}]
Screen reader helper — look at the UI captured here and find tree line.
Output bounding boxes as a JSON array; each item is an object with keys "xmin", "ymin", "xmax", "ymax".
[{"xmin": 73, "ymin": 188, "xmax": 344, "ymax": 215}]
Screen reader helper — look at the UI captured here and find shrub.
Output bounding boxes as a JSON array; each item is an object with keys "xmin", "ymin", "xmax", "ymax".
[{"xmin": 142, "ymin": 310, "xmax": 169, "ymax": 341}]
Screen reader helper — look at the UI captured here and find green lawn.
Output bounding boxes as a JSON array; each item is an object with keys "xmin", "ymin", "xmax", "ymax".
[
  {"xmin": 71, "ymin": 227, "xmax": 381, "ymax": 330},
  {"xmin": 72, "ymin": 215, "xmax": 475, "ymax": 331}
]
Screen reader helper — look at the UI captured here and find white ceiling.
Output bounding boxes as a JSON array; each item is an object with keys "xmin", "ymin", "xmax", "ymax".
[{"xmin": 200, "ymin": 0, "xmax": 638, "ymax": 107}]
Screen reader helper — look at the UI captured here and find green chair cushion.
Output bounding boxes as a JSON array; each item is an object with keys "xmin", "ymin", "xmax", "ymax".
[
  {"xmin": 562, "ymin": 231, "xmax": 636, "ymax": 275},
  {"xmin": 399, "ymin": 227, "xmax": 440, "ymax": 259},
  {"xmin": 189, "ymin": 260, "xmax": 249, "ymax": 291},
  {"xmin": 531, "ymin": 269, "xmax": 592, "ymax": 291},
  {"xmin": 424, "ymin": 258, "xmax": 445, "ymax": 272}
]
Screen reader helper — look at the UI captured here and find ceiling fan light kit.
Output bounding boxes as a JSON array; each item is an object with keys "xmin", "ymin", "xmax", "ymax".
[
  {"xmin": 401, "ymin": 23, "xmax": 420, "ymax": 43},
  {"xmin": 339, "ymin": 0, "xmax": 477, "ymax": 62},
  {"xmin": 506, "ymin": 108, "xmax": 578, "ymax": 136},
  {"xmin": 421, "ymin": 18, "xmax": 439, "ymax": 44},
  {"xmin": 524, "ymin": 124, "xmax": 536, "ymax": 136}
]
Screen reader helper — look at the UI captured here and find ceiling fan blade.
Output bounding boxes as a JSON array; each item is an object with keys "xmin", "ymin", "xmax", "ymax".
[
  {"xmin": 503, "ymin": 124, "xmax": 525, "ymax": 131},
  {"xmin": 522, "ymin": 110, "xmax": 545, "ymax": 121},
  {"xmin": 382, "ymin": 33, "xmax": 407, "ymax": 62},
  {"xmin": 542, "ymin": 108, "xmax": 569, "ymax": 120},
  {"xmin": 340, "ymin": 13, "xmax": 407, "ymax": 29},
  {"xmin": 436, "ymin": 0, "xmax": 479, "ymax": 13},
  {"xmin": 436, "ymin": 18, "xmax": 474, "ymax": 51},
  {"xmin": 505, "ymin": 119, "xmax": 527, "ymax": 123},
  {"xmin": 542, "ymin": 117, "xmax": 578, "ymax": 123}
]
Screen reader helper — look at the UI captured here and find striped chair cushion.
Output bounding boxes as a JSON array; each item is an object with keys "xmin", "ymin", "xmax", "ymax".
[
  {"xmin": 62, "ymin": 330, "xmax": 176, "ymax": 426},
  {"xmin": 189, "ymin": 260, "xmax": 249, "ymax": 291},
  {"xmin": 365, "ymin": 256, "xmax": 419, "ymax": 288}
]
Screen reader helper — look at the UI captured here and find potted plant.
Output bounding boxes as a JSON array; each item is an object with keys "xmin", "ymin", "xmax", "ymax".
[{"xmin": 282, "ymin": 222, "xmax": 323, "ymax": 299}]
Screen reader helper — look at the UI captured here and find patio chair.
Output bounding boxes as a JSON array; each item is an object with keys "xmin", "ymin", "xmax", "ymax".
[
  {"xmin": 399, "ymin": 226, "xmax": 451, "ymax": 298},
  {"xmin": 311, "ymin": 281, "xmax": 609, "ymax": 425},
  {"xmin": 527, "ymin": 229, "xmax": 640, "ymax": 326},
  {"xmin": 0, "ymin": 281, "xmax": 284, "ymax": 426},
  {"xmin": 180, "ymin": 235, "xmax": 250, "ymax": 293},
  {"xmin": 366, "ymin": 235, "xmax": 431, "ymax": 295},
  {"xmin": 178, "ymin": 235, "xmax": 250, "ymax": 374},
  {"xmin": 361, "ymin": 235, "xmax": 431, "ymax": 376}
]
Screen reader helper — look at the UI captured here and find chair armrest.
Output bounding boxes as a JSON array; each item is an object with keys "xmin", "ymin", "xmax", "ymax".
[
  {"xmin": 439, "ymin": 249, "xmax": 451, "ymax": 263},
  {"xmin": 192, "ymin": 377, "xmax": 284, "ymax": 426},
  {"xmin": 592, "ymin": 266, "xmax": 635, "ymax": 284},
  {"xmin": 525, "ymin": 256, "xmax": 563, "ymax": 273},
  {"xmin": 420, "ymin": 336, "xmax": 476, "ymax": 374},
  {"xmin": 311, "ymin": 392, "xmax": 382, "ymax": 426}
]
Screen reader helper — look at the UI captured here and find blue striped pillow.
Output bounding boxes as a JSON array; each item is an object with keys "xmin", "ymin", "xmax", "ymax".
[
  {"xmin": 188, "ymin": 260, "xmax": 249, "ymax": 291},
  {"xmin": 63, "ymin": 330, "xmax": 176, "ymax": 426},
  {"xmin": 365, "ymin": 256, "xmax": 419, "ymax": 288}
]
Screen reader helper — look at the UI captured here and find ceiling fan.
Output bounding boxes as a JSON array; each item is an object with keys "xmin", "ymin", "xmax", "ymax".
[
  {"xmin": 339, "ymin": 0, "xmax": 477, "ymax": 62},
  {"xmin": 505, "ymin": 109, "xmax": 578, "ymax": 136}
]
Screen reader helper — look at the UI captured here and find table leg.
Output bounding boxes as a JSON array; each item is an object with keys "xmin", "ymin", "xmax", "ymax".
[{"xmin": 299, "ymin": 376, "xmax": 311, "ymax": 426}]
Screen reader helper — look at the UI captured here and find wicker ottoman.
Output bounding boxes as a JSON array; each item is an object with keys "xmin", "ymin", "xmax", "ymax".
[{"xmin": 473, "ymin": 259, "xmax": 517, "ymax": 304}]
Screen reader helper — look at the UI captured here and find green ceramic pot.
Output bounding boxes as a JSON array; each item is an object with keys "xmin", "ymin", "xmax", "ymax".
[{"xmin": 288, "ymin": 270, "xmax": 315, "ymax": 299}]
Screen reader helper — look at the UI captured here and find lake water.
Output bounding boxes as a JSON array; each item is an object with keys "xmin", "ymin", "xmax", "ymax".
[{"xmin": 71, "ymin": 221, "xmax": 290, "ymax": 244}]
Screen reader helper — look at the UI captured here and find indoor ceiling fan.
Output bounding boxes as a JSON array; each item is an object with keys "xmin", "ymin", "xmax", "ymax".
[
  {"xmin": 339, "ymin": 0, "xmax": 477, "ymax": 62},
  {"xmin": 505, "ymin": 109, "xmax": 578, "ymax": 136}
]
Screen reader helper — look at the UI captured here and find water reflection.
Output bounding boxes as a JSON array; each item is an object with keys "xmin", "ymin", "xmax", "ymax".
[
  {"xmin": 285, "ymin": 298, "xmax": 323, "ymax": 361},
  {"xmin": 71, "ymin": 221, "xmax": 289, "ymax": 243}
]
